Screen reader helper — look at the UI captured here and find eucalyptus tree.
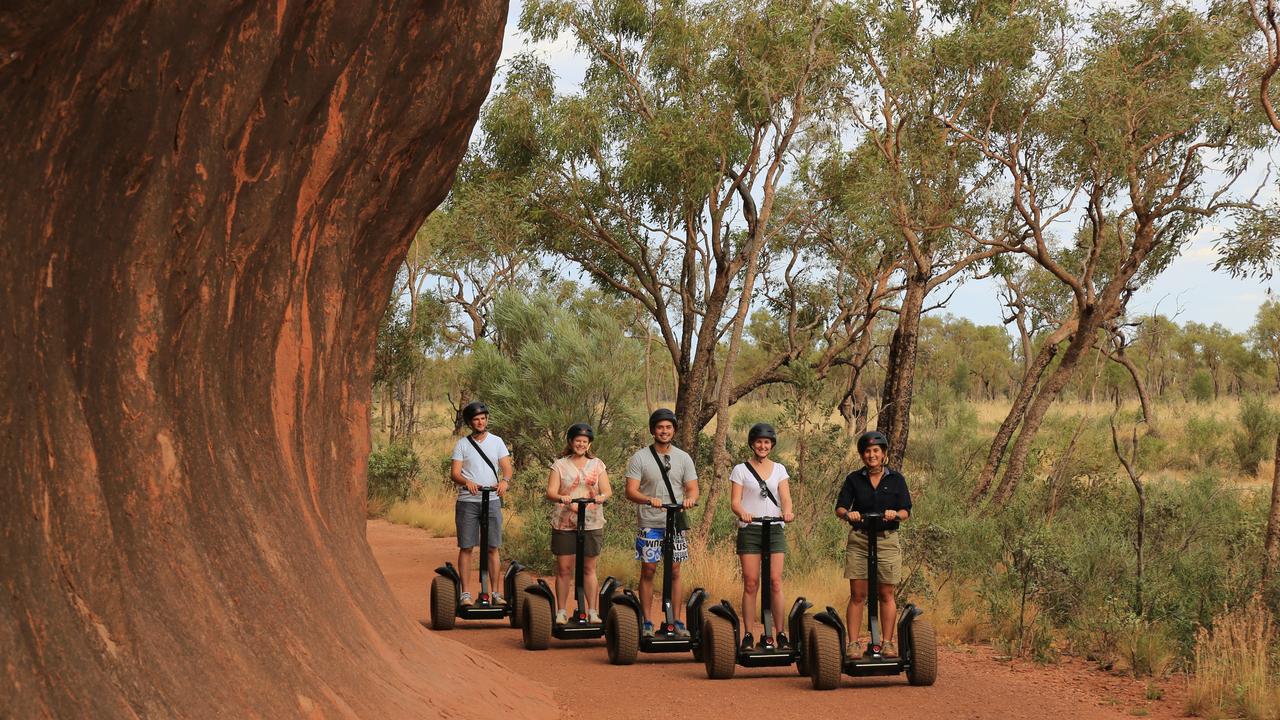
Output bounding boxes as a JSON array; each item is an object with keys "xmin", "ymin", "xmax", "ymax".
[
  {"xmin": 945, "ymin": 1, "xmax": 1270, "ymax": 505},
  {"xmin": 815, "ymin": 0, "xmax": 1047, "ymax": 467}
]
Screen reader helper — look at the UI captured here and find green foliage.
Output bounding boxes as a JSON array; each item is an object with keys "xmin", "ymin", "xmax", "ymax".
[
  {"xmin": 1232, "ymin": 396, "xmax": 1278, "ymax": 474},
  {"xmin": 468, "ymin": 289, "xmax": 645, "ymax": 470},
  {"xmin": 367, "ymin": 443, "xmax": 421, "ymax": 503},
  {"xmin": 1183, "ymin": 415, "xmax": 1230, "ymax": 471},
  {"xmin": 1190, "ymin": 371, "xmax": 1215, "ymax": 403}
]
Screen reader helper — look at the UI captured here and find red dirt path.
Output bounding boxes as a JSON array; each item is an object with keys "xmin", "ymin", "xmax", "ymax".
[{"xmin": 367, "ymin": 519, "xmax": 1191, "ymax": 720}]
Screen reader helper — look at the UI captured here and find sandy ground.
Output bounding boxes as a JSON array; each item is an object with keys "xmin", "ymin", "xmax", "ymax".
[{"xmin": 367, "ymin": 519, "xmax": 1191, "ymax": 720}]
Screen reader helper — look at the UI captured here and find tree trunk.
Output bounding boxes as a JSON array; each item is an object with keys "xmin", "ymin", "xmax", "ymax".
[
  {"xmin": 972, "ymin": 322, "xmax": 1072, "ymax": 504},
  {"xmin": 993, "ymin": 315, "xmax": 1103, "ymax": 505},
  {"xmin": 877, "ymin": 270, "xmax": 928, "ymax": 468},
  {"xmin": 1265, "ymin": 432, "xmax": 1280, "ymax": 589},
  {"xmin": 1, "ymin": 3, "xmax": 557, "ymax": 718},
  {"xmin": 1109, "ymin": 342, "xmax": 1154, "ymax": 425}
]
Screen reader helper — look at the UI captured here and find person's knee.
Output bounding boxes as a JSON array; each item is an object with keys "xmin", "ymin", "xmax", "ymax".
[
  {"xmin": 640, "ymin": 563, "xmax": 657, "ymax": 580},
  {"xmin": 850, "ymin": 585, "xmax": 868, "ymax": 603},
  {"xmin": 743, "ymin": 575, "xmax": 760, "ymax": 594},
  {"xmin": 669, "ymin": 563, "xmax": 682, "ymax": 580},
  {"xmin": 878, "ymin": 584, "xmax": 896, "ymax": 602}
]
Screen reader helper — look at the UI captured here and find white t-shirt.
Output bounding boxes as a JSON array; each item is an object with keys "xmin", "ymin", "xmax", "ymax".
[
  {"xmin": 451, "ymin": 433, "xmax": 510, "ymax": 503},
  {"xmin": 729, "ymin": 461, "xmax": 789, "ymax": 528}
]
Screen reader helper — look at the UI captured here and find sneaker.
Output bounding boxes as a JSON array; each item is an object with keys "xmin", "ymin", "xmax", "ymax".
[
  {"xmin": 460, "ymin": 591, "xmax": 474, "ymax": 606},
  {"xmin": 587, "ymin": 609, "xmax": 602, "ymax": 624},
  {"xmin": 740, "ymin": 632, "xmax": 755, "ymax": 651},
  {"xmin": 674, "ymin": 621, "xmax": 690, "ymax": 638},
  {"xmin": 643, "ymin": 621, "xmax": 655, "ymax": 637},
  {"xmin": 555, "ymin": 609, "xmax": 568, "ymax": 625},
  {"xmin": 846, "ymin": 639, "xmax": 863, "ymax": 657},
  {"xmin": 883, "ymin": 641, "xmax": 897, "ymax": 656},
  {"xmin": 491, "ymin": 592, "xmax": 506, "ymax": 605},
  {"xmin": 776, "ymin": 632, "xmax": 790, "ymax": 649}
]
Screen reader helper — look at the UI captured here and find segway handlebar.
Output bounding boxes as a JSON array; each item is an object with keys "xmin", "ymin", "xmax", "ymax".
[
  {"xmin": 660, "ymin": 502, "xmax": 696, "ymax": 511},
  {"xmin": 747, "ymin": 515, "xmax": 783, "ymax": 524},
  {"xmin": 571, "ymin": 497, "xmax": 606, "ymax": 506}
]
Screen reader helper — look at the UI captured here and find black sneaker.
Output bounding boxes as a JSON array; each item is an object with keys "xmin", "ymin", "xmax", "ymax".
[
  {"xmin": 740, "ymin": 632, "xmax": 755, "ymax": 651},
  {"xmin": 776, "ymin": 632, "xmax": 790, "ymax": 649}
]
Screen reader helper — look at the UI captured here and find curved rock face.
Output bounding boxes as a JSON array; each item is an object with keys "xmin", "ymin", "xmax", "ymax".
[{"xmin": 0, "ymin": 2, "xmax": 556, "ymax": 718}]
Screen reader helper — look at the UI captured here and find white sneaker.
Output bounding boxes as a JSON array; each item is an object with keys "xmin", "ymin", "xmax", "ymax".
[
  {"xmin": 555, "ymin": 609, "xmax": 568, "ymax": 625},
  {"xmin": 491, "ymin": 592, "xmax": 506, "ymax": 605},
  {"xmin": 587, "ymin": 609, "xmax": 602, "ymax": 623},
  {"xmin": 460, "ymin": 591, "xmax": 473, "ymax": 606}
]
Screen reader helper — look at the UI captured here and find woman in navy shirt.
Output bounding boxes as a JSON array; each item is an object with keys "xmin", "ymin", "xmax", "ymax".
[{"xmin": 834, "ymin": 431, "xmax": 912, "ymax": 656}]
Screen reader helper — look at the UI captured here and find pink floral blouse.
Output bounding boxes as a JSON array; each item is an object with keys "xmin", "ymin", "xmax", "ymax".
[{"xmin": 549, "ymin": 456, "xmax": 607, "ymax": 531}]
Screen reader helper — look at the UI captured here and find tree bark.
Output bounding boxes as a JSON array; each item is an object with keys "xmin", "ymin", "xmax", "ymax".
[
  {"xmin": 971, "ymin": 322, "xmax": 1072, "ymax": 504},
  {"xmin": 1, "ymin": 3, "xmax": 557, "ymax": 718},
  {"xmin": 1265, "ymin": 432, "xmax": 1280, "ymax": 589},
  {"xmin": 877, "ymin": 269, "xmax": 928, "ymax": 468}
]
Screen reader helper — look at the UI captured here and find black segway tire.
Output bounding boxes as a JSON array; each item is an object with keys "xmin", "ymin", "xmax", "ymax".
[
  {"xmin": 808, "ymin": 622, "xmax": 841, "ymax": 690},
  {"xmin": 703, "ymin": 614, "xmax": 737, "ymax": 679},
  {"xmin": 795, "ymin": 612, "xmax": 815, "ymax": 677},
  {"xmin": 430, "ymin": 575, "xmax": 457, "ymax": 631},
  {"xmin": 690, "ymin": 602, "xmax": 713, "ymax": 662},
  {"xmin": 906, "ymin": 615, "xmax": 938, "ymax": 686},
  {"xmin": 509, "ymin": 570, "xmax": 534, "ymax": 629},
  {"xmin": 522, "ymin": 593, "xmax": 553, "ymax": 650},
  {"xmin": 605, "ymin": 605, "xmax": 639, "ymax": 665}
]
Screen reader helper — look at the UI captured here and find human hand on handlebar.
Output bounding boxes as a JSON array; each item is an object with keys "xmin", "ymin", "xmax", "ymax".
[
  {"xmin": 648, "ymin": 497, "xmax": 663, "ymax": 508},
  {"xmin": 465, "ymin": 480, "xmax": 480, "ymax": 495},
  {"xmin": 682, "ymin": 498, "xmax": 696, "ymax": 509},
  {"xmin": 783, "ymin": 511, "xmax": 794, "ymax": 522},
  {"xmin": 497, "ymin": 480, "xmax": 510, "ymax": 497},
  {"xmin": 737, "ymin": 511, "xmax": 753, "ymax": 523},
  {"xmin": 884, "ymin": 509, "xmax": 898, "ymax": 521},
  {"xmin": 848, "ymin": 510, "xmax": 862, "ymax": 523}
]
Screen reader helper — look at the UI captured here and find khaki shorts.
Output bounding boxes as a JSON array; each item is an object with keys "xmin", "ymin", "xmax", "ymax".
[
  {"xmin": 843, "ymin": 528, "xmax": 902, "ymax": 585},
  {"xmin": 551, "ymin": 528, "xmax": 603, "ymax": 557}
]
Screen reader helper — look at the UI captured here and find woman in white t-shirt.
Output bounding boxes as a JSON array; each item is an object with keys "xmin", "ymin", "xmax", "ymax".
[
  {"xmin": 729, "ymin": 422, "xmax": 795, "ymax": 651},
  {"xmin": 544, "ymin": 423, "xmax": 612, "ymax": 625}
]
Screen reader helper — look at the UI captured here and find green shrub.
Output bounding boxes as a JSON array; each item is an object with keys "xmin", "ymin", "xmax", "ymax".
[
  {"xmin": 367, "ymin": 443, "xmax": 421, "ymax": 502},
  {"xmin": 1189, "ymin": 371, "xmax": 1213, "ymax": 403},
  {"xmin": 1182, "ymin": 416, "xmax": 1229, "ymax": 470},
  {"xmin": 1233, "ymin": 396, "xmax": 1277, "ymax": 474}
]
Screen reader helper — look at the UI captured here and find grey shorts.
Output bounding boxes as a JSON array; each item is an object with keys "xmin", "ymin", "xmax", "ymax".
[
  {"xmin": 455, "ymin": 499, "xmax": 502, "ymax": 549},
  {"xmin": 551, "ymin": 528, "xmax": 604, "ymax": 557}
]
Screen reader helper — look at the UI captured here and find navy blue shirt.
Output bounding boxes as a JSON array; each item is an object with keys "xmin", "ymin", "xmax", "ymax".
[{"xmin": 835, "ymin": 467, "xmax": 912, "ymax": 531}]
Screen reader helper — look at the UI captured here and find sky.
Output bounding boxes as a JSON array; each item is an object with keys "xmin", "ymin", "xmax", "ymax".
[{"xmin": 489, "ymin": 1, "xmax": 1278, "ymax": 333}]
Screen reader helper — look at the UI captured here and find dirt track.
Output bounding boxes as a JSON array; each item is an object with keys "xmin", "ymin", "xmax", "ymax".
[{"xmin": 368, "ymin": 520, "xmax": 1190, "ymax": 719}]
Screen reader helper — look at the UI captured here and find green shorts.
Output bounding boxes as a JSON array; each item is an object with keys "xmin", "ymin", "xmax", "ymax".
[
  {"xmin": 843, "ymin": 528, "xmax": 902, "ymax": 585},
  {"xmin": 551, "ymin": 528, "xmax": 603, "ymax": 557},
  {"xmin": 736, "ymin": 524, "xmax": 788, "ymax": 555}
]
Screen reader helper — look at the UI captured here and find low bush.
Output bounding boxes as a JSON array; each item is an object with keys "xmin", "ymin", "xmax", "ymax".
[{"xmin": 367, "ymin": 442, "xmax": 421, "ymax": 503}]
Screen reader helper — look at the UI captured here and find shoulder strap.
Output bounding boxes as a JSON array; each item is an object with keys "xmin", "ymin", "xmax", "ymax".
[
  {"xmin": 466, "ymin": 436, "xmax": 501, "ymax": 483},
  {"xmin": 743, "ymin": 462, "xmax": 779, "ymax": 507},
  {"xmin": 648, "ymin": 445, "xmax": 680, "ymax": 504}
]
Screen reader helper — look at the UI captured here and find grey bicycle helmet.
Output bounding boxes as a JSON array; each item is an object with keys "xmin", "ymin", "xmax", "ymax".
[{"xmin": 856, "ymin": 430, "xmax": 889, "ymax": 454}]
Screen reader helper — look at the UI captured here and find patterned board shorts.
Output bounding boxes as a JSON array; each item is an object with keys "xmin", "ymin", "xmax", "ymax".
[{"xmin": 634, "ymin": 527, "xmax": 689, "ymax": 564}]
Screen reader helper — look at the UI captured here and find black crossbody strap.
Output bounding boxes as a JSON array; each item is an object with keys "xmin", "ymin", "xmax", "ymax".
[
  {"xmin": 743, "ymin": 462, "xmax": 779, "ymax": 508},
  {"xmin": 466, "ymin": 436, "xmax": 501, "ymax": 484},
  {"xmin": 648, "ymin": 445, "xmax": 680, "ymax": 504}
]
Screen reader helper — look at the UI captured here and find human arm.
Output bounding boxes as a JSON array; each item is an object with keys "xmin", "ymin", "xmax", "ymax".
[
  {"xmin": 778, "ymin": 478, "xmax": 795, "ymax": 523},
  {"xmin": 834, "ymin": 475, "xmax": 860, "ymax": 523},
  {"xmin": 625, "ymin": 476, "xmax": 663, "ymax": 508},
  {"xmin": 594, "ymin": 465, "xmax": 612, "ymax": 503},
  {"xmin": 730, "ymin": 477, "xmax": 751, "ymax": 523},
  {"xmin": 496, "ymin": 454, "xmax": 513, "ymax": 497},
  {"xmin": 545, "ymin": 465, "xmax": 568, "ymax": 504}
]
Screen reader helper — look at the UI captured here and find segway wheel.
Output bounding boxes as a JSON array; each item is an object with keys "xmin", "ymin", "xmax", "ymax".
[
  {"xmin": 509, "ymin": 570, "xmax": 534, "ymax": 629},
  {"xmin": 690, "ymin": 602, "xmax": 712, "ymax": 662},
  {"xmin": 521, "ymin": 594, "xmax": 552, "ymax": 651},
  {"xmin": 605, "ymin": 605, "xmax": 639, "ymax": 665},
  {"xmin": 430, "ymin": 575, "xmax": 457, "ymax": 631},
  {"xmin": 702, "ymin": 615, "xmax": 737, "ymax": 679},
  {"xmin": 795, "ymin": 612, "xmax": 815, "ymax": 677},
  {"xmin": 906, "ymin": 614, "xmax": 938, "ymax": 686},
  {"xmin": 807, "ymin": 622, "xmax": 841, "ymax": 690}
]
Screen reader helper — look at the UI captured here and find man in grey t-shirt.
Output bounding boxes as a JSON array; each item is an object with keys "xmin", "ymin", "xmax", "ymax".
[
  {"xmin": 624, "ymin": 408, "xmax": 699, "ymax": 637},
  {"xmin": 449, "ymin": 401, "xmax": 512, "ymax": 606}
]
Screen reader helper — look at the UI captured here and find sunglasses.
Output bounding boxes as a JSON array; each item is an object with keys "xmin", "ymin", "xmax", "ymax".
[{"xmin": 662, "ymin": 454, "xmax": 672, "ymax": 472}]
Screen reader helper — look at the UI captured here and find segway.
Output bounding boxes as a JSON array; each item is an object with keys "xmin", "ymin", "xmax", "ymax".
[
  {"xmin": 806, "ymin": 512, "xmax": 937, "ymax": 689},
  {"xmin": 604, "ymin": 503, "xmax": 708, "ymax": 664},
  {"xmin": 702, "ymin": 516, "xmax": 813, "ymax": 679},
  {"xmin": 521, "ymin": 497, "xmax": 621, "ymax": 649},
  {"xmin": 430, "ymin": 487, "xmax": 533, "ymax": 630}
]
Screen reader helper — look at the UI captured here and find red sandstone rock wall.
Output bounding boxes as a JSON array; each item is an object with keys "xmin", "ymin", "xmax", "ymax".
[{"xmin": 0, "ymin": 2, "xmax": 558, "ymax": 717}]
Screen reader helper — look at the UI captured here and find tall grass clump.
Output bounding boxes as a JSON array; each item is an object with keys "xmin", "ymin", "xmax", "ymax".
[
  {"xmin": 384, "ymin": 483, "xmax": 457, "ymax": 537},
  {"xmin": 1186, "ymin": 597, "xmax": 1280, "ymax": 720}
]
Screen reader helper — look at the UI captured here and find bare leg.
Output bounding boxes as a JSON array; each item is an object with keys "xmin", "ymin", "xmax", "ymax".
[
  {"xmin": 846, "ymin": 579, "xmax": 868, "ymax": 646},
  {"xmin": 554, "ymin": 554, "xmax": 574, "ymax": 613},
  {"xmin": 768, "ymin": 552, "xmax": 785, "ymax": 636},
  {"xmin": 583, "ymin": 555, "xmax": 599, "ymax": 612},
  {"xmin": 488, "ymin": 548, "xmax": 501, "ymax": 594},
  {"xmin": 457, "ymin": 547, "xmax": 473, "ymax": 594},
  {"xmin": 879, "ymin": 583, "xmax": 897, "ymax": 644},
  {"xmin": 739, "ymin": 553, "xmax": 761, "ymax": 634},
  {"xmin": 639, "ymin": 562, "xmax": 657, "ymax": 623}
]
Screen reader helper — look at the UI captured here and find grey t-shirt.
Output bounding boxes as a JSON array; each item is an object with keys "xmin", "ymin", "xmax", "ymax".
[{"xmin": 625, "ymin": 445, "xmax": 697, "ymax": 529}]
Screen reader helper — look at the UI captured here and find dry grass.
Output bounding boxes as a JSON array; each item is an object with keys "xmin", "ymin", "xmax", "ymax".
[
  {"xmin": 1186, "ymin": 597, "xmax": 1280, "ymax": 720},
  {"xmin": 381, "ymin": 484, "xmax": 528, "ymax": 543}
]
